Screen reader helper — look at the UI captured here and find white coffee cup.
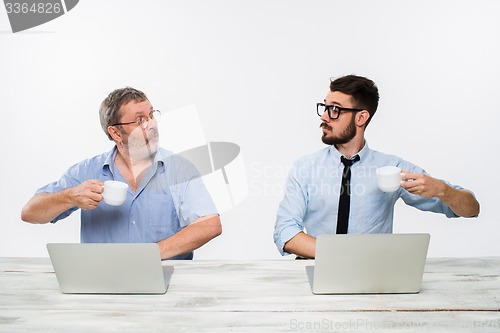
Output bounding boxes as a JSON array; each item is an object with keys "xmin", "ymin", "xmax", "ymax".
[
  {"xmin": 376, "ymin": 166, "xmax": 402, "ymax": 192},
  {"xmin": 102, "ymin": 180, "xmax": 128, "ymax": 206}
]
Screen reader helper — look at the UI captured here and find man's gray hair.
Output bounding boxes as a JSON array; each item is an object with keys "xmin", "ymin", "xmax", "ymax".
[{"xmin": 99, "ymin": 87, "xmax": 148, "ymax": 140}]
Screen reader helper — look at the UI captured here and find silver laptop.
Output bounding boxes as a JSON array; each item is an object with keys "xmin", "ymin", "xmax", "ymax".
[
  {"xmin": 47, "ymin": 243, "xmax": 173, "ymax": 294},
  {"xmin": 306, "ymin": 233, "xmax": 430, "ymax": 294}
]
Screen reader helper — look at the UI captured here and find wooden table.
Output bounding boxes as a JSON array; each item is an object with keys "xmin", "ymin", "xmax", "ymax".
[{"xmin": 1, "ymin": 257, "xmax": 499, "ymax": 332}]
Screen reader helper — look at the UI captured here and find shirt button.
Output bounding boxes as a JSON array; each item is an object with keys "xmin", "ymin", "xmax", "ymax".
[{"xmin": 132, "ymin": 220, "xmax": 136, "ymax": 225}]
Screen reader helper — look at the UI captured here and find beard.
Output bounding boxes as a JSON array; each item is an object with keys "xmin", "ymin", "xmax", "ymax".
[
  {"xmin": 122, "ymin": 127, "xmax": 160, "ymax": 161},
  {"xmin": 320, "ymin": 114, "xmax": 356, "ymax": 145}
]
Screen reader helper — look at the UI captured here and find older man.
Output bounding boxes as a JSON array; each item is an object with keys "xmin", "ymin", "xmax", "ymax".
[{"xmin": 22, "ymin": 87, "xmax": 221, "ymax": 259}]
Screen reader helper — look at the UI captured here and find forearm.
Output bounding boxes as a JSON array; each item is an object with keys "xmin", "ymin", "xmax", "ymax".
[
  {"xmin": 437, "ymin": 185, "xmax": 480, "ymax": 218},
  {"xmin": 401, "ymin": 172, "xmax": 480, "ymax": 218},
  {"xmin": 283, "ymin": 232, "xmax": 316, "ymax": 259},
  {"xmin": 157, "ymin": 215, "xmax": 222, "ymax": 259},
  {"xmin": 21, "ymin": 191, "xmax": 76, "ymax": 224}
]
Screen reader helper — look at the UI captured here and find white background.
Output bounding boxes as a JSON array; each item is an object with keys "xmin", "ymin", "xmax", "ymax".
[{"xmin": 0, "ymin": 0, "xmax": 498, "ymax": 259}]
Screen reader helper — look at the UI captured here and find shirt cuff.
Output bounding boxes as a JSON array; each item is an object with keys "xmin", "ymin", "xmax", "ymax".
[{"xmin": 274, "ymin": 225, "xmax": 302, "ymax": 256}]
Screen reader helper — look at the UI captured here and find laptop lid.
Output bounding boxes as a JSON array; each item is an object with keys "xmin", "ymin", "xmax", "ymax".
[
  {"xmin": 306, "ymin": 233, "xmax": 430, "ymax": 294},
  {"xmin": 47, "ymin": 243, "xmax": 173, "ymax": 294}
]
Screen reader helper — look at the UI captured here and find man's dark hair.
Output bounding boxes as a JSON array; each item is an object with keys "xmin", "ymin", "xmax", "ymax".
[
  {"xmin": 330, "ymin": 75, "xmax": 379, "ymax": 128},
  {"xmin": 99, "ymin": 87, "xmax": 148, "ymax": 140}
]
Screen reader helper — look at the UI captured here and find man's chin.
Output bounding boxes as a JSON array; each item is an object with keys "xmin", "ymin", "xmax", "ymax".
[
  {"xmin": 147, "ymin": 141, "xmax": 160, "ymax": 155},
  {"xmin": 321, "ymin": 134, "xmax": 335, "ymax": 145},
  {"xmin": 128, "ymin": 142, "xmax": 159, "ymax": 161}
]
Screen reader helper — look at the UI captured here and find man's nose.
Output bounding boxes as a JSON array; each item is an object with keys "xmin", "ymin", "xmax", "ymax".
[
  {"xmin": 320, "ymin": 110, "xmax": 330, "ymax": 122},
  {"xmin": 144, "ymin": 117, "xmax": 157, "ymax": 130}
]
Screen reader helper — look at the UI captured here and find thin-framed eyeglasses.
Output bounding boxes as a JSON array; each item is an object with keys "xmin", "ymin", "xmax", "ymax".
[
  {"xmin": 111, "ymin": 110, "xmax": 161, "ymax": 129},
  {"xmin": 316, "ymin": 103, "xmax": 364, "ymax": 120}
]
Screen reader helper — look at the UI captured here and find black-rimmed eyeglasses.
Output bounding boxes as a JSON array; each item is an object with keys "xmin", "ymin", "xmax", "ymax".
[
  {"xmin": 111, "ymin": 110, "xmax": 161, "ymax": 129},
  {"xmin": 316, "ymin": 103, "xmax": 364, "ymax": 120}
]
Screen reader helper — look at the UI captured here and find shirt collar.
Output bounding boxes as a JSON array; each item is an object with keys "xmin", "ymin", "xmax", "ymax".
[
  {"xmin": 101, "ymin": 146, "xmax": 169, "ymax": 176},
  {"xmin": 154, "ymin": 147, "xmax": 171, "ymax": 174},
  {"xmin": 101, "ymin": 146, "xmax": 118, "ymax": 177},
  {"xmin": 329, "ymin": 141, "xmax": 370, "ymax": 167}
]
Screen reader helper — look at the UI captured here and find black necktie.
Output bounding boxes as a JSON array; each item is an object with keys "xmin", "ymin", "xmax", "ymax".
[{"xmin": 336, "ymin": 155, "xmax": 360, "ymax": 234}]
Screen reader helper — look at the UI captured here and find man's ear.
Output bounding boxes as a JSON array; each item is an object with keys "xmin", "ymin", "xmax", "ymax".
[
  {"xmin": 356, "ymin": 110, "xmax": 370, "ymax": 127},
  {"xmin": 107, "ymin": 126, "xmax": 122, "ymax": 142}
]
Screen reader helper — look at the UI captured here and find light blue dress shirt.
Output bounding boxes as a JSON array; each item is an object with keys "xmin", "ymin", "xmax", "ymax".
[
  {"xmin": 36, "ymin": 147, "xmax": 218, "ymax": 260},
  {"xmin": 274, "ymin": 143, "xmax": 465, "ymax": 256}
]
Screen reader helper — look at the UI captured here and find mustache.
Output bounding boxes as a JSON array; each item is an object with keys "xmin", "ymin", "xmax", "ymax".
[
  {"xmin": 142, "ymin": 128, "xmax": 159, "ymax": 145},
  {"xmin": 320, "ymin": 122, "xmax": 332, "ymax": 131},
  {"xmin": 148, "ymin": 128, "xmax": 159, "ymax": 138}
]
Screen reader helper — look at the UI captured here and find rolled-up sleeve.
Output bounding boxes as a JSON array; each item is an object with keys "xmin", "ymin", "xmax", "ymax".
[
  {"xmin": 274, "ymin": 163, "xmax": 308, "ymax": 256},
  {"xmin": 397, "ymin": 160, "xmax": 464, "ymax": 218},
  {"xmin": 35, "ymin": 164, "xmax": 83, "ymax": 223}
]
